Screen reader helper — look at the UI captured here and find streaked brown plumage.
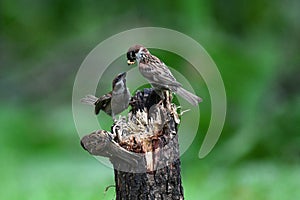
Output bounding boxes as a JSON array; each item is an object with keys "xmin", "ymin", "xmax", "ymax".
[{"xmin": 127, "ymin": 45, "xmax": 202, "ymax": 106}]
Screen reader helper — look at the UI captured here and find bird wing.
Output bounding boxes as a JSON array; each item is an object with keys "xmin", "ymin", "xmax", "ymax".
[
  {"xmin": 139, "ymin": 60, "xmax": 182, "ymax": 88},
  {"xmin": 94, "ymin": 92, "xmax": 112, "ymax": 115}
]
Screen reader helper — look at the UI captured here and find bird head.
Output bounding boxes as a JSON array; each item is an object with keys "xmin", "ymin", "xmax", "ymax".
[
  {"xmin": 127, "ymin": 45, "xmax": 149, "ymax": 65},
  {"xmin": 112, "ymin": 72, "xmax": 127, "ymax": 91}
]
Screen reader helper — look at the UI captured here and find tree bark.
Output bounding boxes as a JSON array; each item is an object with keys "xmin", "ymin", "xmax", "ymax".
[{"xmin": 81, "ymin": 88, "xmax": 184, "ymax": 200}]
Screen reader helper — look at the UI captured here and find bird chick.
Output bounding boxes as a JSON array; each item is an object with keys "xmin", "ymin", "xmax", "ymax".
[{"xmin": 81, "ymin": 72, "xmax": 131, "ymax": 119}]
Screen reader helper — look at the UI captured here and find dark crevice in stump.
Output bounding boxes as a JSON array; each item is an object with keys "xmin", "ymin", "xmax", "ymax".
[{"xmin": 81, "ymin": 88, "xmax": 184, "ymax": 200}]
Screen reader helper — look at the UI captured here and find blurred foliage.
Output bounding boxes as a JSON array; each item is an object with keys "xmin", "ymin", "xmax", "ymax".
[{"xmin": 0, "ymin": 0, "xmax": 300, "ymax": 199}]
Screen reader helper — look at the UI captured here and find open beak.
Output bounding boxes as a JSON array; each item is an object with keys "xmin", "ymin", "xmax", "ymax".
[
  {"xmin": 120, "ymin": 72, "xmax": 127, "ymax": 77},
  {"xmin": 127, "ymin": 60, "xmax": 135, "ymax": 65},
  {"xmin": 119, "ymin": 72, "xmax": 127, "ymax": 79}
]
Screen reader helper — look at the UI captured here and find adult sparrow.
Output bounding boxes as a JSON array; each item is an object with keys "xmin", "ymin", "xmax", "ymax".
[
  {"xmin": 81, "ymin": 72, "xmax": 131, "ymax": 119},
  {"xmin": 127, "ymin": 45, "xmax": 202, "ymax": 106}
]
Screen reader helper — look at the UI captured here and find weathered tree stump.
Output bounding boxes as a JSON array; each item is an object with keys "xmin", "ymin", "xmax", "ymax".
[{"xmin": 81, "ymin": 88, "xmax": 184, "ymax": 200}]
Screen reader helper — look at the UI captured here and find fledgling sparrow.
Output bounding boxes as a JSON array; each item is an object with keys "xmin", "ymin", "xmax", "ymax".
[
  {"xmin": 127, "ymin": 45, "xmax": 202, "ymax": 106},
  {"xmin": 81, "ymin": 72, "xmax": 131, "ymax": 119}
]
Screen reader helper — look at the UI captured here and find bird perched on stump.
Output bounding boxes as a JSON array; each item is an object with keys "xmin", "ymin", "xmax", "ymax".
[
  {"xmin": 127, "ymin": 45, "xmax": 202, "ymax": 106},
  {"xmin": 81, "ymin": 72, "xmax": 131, "ymax": 119}
]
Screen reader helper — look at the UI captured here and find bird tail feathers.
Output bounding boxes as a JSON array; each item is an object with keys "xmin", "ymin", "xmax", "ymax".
[
  {"xmin": 175, "ymin": 87, "xmax": 202, "ymax": 106},
  {"xmin": 80, "ymin": 95, "xmax": 98, "ymax": 105}
]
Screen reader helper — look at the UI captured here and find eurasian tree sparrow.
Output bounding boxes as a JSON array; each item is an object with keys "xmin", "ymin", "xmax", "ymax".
[{"xmin": 127, "ymin": 45, "xmax": 202, "ymax": 106}]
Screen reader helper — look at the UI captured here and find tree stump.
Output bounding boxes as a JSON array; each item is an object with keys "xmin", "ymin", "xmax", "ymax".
[{"xmin": 81, "ymin": 88, "xmax": 184, "ymax": 200}]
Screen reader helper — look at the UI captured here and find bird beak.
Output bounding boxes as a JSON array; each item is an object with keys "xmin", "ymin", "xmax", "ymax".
[
  {"xmin": 119, "ymin": 72, "xmax": 127, "ymax": 78},
  {"xmin": 127, "ymin": 60, "xmax": 135, "ymax": 65}
]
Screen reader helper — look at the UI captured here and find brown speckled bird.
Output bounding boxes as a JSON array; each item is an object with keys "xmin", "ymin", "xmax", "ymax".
[{"xmin": 127, "ymin": 45, "xmax": 202, "ymax": 106}]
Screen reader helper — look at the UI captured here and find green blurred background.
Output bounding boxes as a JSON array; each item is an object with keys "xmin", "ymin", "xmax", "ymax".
[{"xmin": 1, "ymin": 0, "xmax": 300, "ymax": 199}]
